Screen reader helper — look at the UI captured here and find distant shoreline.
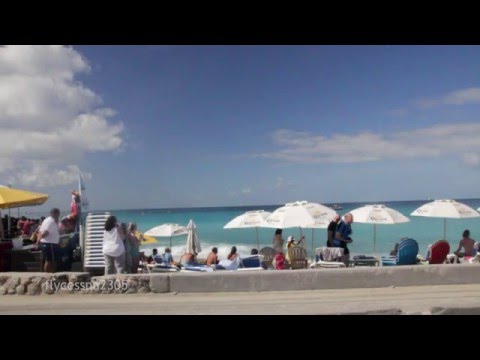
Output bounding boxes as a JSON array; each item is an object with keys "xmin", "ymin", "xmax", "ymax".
[{"xmin": 97, "ymin": 198, "xmax": 480, "ymax": 213}]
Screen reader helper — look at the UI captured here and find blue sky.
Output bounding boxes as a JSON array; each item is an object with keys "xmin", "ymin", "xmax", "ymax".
[{"xmin": 1, "ymin": 45, "xmax": 480, "ymax": 211}]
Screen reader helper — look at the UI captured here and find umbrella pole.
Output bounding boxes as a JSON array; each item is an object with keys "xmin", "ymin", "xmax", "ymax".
[
  {"xmin": 311, "ymin": 228, "xmax": 314, "ymax": 262},
  {"xmin": 8, "ymin": 208, "xmax": 11, "ymax": 236},
  {"xmin": 373, "ymin": 224, "xmax": 377, "ymax": 254},
  {"xmin": 299, "ymin": 227, "xmax": 305, "ymax": 250},
  {"xmin": 444, "ymin": 218, "xmax": 447, "ymax": 240},
  {"xmin": 170, "ymin": 235, "xmax": 172, "ymax": 249},
  {"xmin": 256, "ymin": 227, "xmax": 260, "ymax": 250}
]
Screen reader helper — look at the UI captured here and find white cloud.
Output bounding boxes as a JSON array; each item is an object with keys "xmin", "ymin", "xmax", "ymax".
[
  {"xmin": 255, "ymin": 123, "xmax": 480, "ymax": 166},
  {"xmin": 463, "ymin": 152, "xmax": 480, "ymax": 166},
  {"xmin": 413, "ymin": 87, "xmax": 480, "ymax": 109},
  {"xmin": 9, "ymin": 165, "xmax": 92, "ymax": 187},
  {"xmin": 0, "ymin": 45, "xmax": 124, "ymax": 187},
  {"xmin": 241, "ymin": 188, "xmax": 252, "ymax": 194},
  {"xmin": 275, "ymin": 176, "xmax": 294, "ymax": 189}
]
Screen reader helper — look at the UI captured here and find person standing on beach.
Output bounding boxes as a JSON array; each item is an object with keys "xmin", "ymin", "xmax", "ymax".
[
  {"xmin": 327, "ymin": 214, "xmax": 341, "ymax": 247},
  {"xmin": 102, "ymin": 216, "xmax": 126, "ymax": 274},
  {"xmin": 127, "ymin": 223, "xmax": 141, "ymax": 273},
  {"xmin": 36, "ymin": 208, "xmax": 61, "ymax": 273},
  {"xmin": 272, "ymin": 229, "xmax": 284, "ymax": 253},
  {"xmin": 333, "ymin": 213, "xmax": 354, "ymax": 266}
]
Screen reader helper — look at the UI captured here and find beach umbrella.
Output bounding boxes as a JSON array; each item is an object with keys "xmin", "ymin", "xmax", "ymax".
[
  {"xmin": 298, "ymin": 201, "xmax": 338, "ymax": 259},
  {"xmin": 0, "ymin": 185, "xmax": 49, "ymax": 239},
  {"xmin": 186, "ymin": 219, "xmax": 201, "ymax": 255},
  {"xmin": 144, "ymin": 223, "xmax": 188, "ymax": 248},
  {"xmin": 411, "ymin": 199, "xmax": 480, "ymax": 240},
  {"xmin": 264, "ymin": 201, "xmax": 333, "ymax": 258},
  {"xmin": 349, "ymin": 204, "xmax": 410, "ymax": 254},
  {"xmin": 263, "ymin": 201, "xmax": 316, "ymax": 229},
  {"xmin": 301, "ymin": 201, "xmax": 338, "ymax": 228},
  {"xmin": 223, "ymin": 210, "xmax": 271, "ymax": 249},
  {"xmin": 0, "ymin": 186, "xmax": 48, "ymax": 209}
]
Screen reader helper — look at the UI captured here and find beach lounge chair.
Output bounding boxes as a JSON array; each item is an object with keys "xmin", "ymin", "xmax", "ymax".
[
  {"xmin": 382, "ymin": 238, "xmax": 418, "ymax": 266},
  {"xmin": 259, "ymin": 247, "xmax": 275, "ymax": 269},
  {"xmin": 241, "ymin": 255, "xmax": 263, "ymax": 269},
  {"xmin": 147, "ymin": 263, "xmax": 180, "ymax": 272},
  {"xmin": 237, "ymin": 255, "xmax": 263, "ymax": 271},
  {"xmin": 427, "ymin": 240, "xmax": 450, "ymax": 264},
  {"xmin": 310, "ymin": 247, "xmax": 346, "ymax": 268},
  {"xmin": 351, "ymin": 255, "xmax": 379, "ymax": 267},
  {"xmin": 181, "ymin": 266, "xmax": 214, "ymax": 272},
  {"xmin": 287, "ymin": 247, "xmax": 308, "ymax": 269}
]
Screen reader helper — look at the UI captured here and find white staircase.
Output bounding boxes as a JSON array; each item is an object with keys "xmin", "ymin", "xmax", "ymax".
[{"xmin": 83, "ymin": 212, "xmax": 110, "ymax": 272}]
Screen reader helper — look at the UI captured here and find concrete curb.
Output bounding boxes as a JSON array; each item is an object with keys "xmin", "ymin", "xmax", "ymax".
[{"xmin": 1, "ymin": 264, "xmax": 480, "ymax": 295}]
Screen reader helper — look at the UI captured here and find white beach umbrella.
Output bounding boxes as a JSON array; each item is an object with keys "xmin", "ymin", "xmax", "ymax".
[
  {"xmin": 264, "ymin": 200, "xmax": 334, "ymax": 258},
  {"xmin": 144, "ymin": 223, "xmax": 188, "ymax": 248},
  {"xmin": 301, "ymin": 201, "xmax": 338, "ymax": 228},
  {"xmin": 349, "ymin": 204, "xmax": 410, "ymax": 253},
  {"xmin": 223, "ymin": 210, "xmax": 271, "ymax": 249},
  {"xmin": 298, "ymin": 201, "xmax": 338, "ymax": 259},
  {"xmin": 411, "ymin": 199, "xmax": 480, "ymax": 240},
  {"xmin": 263, "ymin": 201, "xmax": 316, "ymax": 229},
  {"xmin": 186, "ymin": 219, "xmax": 201, "ymax": 255}
]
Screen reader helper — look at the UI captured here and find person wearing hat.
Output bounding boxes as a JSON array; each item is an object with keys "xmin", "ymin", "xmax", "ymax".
[
  {"xmin": 285, "ymin": 235, "xmax": 304, "ymax": 264},
  {"xmin": 62, "ymin": 191, "xmax": 81, "ymax": 233}
]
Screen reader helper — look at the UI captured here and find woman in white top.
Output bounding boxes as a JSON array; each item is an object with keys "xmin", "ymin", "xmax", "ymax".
[{"xmin": 102, "ymin": 216, "xmax": 125, "ymax": 274}]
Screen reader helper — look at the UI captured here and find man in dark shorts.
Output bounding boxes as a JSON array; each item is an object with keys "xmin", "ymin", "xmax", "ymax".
[
  {"xmin": 333, "ymin": 213, "xmax": 354, "ymax": 266},
  {"xmin": 327, "ymin": 214, "xmax": 341, "ymax": 247},
  {"xmin": 36, "ymin": 208, "xmax": 61, "ymax": 273}
]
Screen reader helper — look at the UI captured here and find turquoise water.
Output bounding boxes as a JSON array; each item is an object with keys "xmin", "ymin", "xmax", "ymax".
[{"xmin": 106, "ymin": 199, "xmax": 480, "ymax": 260}]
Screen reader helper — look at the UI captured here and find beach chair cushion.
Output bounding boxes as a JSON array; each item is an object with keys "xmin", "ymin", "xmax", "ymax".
[
  {"xmin": 241, "ymin": 255, "xmax": 262, "ymax": 268},
  {"xmin": 147, "ymin": 263, "xmax": 179, "ymax": 272},
  {"xmin": 382, "ymin": 238, "xmax": 418, "ymax": 266},
  {"xmin": 428, "ymin": 240, "xmax": 450, "ymax": 264},
  {"xmin": 182, "ymin": 266, "xmax": 214, "ymax": 272},
  {"xmin": 312, "ymin": 260, "xmax": 346, "ymax": 268},
  {"xmin": 429, "ymin": 240, "xmax": 450, "ymax": 264}
]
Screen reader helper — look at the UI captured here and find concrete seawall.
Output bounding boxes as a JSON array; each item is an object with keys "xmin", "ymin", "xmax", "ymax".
[{"xmin": 1, "ymin": 264, "xmax": 480, "ymax": 295}]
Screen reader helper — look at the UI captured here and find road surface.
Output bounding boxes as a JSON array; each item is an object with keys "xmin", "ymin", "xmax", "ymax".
[{"xmin": 0, "ymin": 284, "xmax": 479, "ymax": 314}]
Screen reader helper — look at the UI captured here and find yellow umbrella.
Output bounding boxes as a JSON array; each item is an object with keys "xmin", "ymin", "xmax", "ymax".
[
  {"xmin": 0, "ymin": 186, "xmax": 48, "ymax": 209},
  {"xmin": 135, "ymin": 231, "xmax": 158, "ymax": 245}
]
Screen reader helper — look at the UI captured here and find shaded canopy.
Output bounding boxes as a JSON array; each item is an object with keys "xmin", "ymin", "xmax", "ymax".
[{"xmin": 0, "ymin": 186, "xmax": 48, "ymax": 209}]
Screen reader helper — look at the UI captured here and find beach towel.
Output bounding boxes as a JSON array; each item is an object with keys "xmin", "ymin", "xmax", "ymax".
[
  {"xmin": 218, "ymin": 256, "xmax": 241, "ymax": 270},
  {"xmin": 319, "ymin": 247, "xmax": 344, "ymax": 262}
]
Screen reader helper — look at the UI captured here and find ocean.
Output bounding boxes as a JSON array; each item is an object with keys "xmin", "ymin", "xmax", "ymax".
[{"xmin": 105, "ymin": 199, "xmax": 480, "ymax": 260}]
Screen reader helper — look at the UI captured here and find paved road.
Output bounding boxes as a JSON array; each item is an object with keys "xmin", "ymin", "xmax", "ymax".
[{"xmin": 1, "ymin": 284, "xmax": 480, "ymax": 314}]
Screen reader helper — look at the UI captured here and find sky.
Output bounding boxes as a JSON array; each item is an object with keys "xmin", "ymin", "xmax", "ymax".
[{"xmin": 1, "ymin": 45, "xmax": 480, "ymax": 211}]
